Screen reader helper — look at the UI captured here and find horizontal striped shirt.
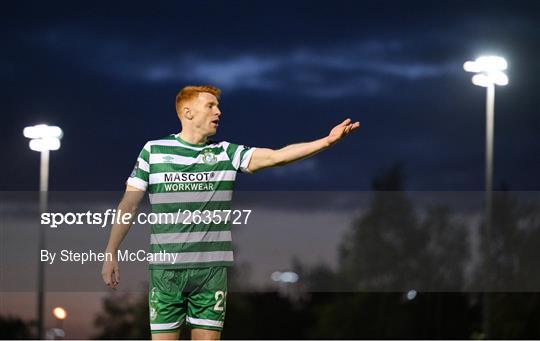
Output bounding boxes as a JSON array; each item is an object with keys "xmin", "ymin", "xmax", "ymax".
[{"xmin": 126, "ymin": 133, "xmax": 256, "ymax": 269}]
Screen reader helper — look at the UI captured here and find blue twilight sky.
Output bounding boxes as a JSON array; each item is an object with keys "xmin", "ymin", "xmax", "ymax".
[{"xmin": 2, "ymin": 0, "xmax": 539, "ymax": 191}]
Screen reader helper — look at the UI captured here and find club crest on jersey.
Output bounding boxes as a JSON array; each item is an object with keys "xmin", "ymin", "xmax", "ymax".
[
  {"xmin": 150, "ymin": 307, "xmax": 157, "ymax": 321},
  {"xmin": 202, "ymin": 149, "xmax": 217, "ymax": 165},
  {"xmin": 149, "ymin": 287, "xmax": 158, "ymax": 320}
]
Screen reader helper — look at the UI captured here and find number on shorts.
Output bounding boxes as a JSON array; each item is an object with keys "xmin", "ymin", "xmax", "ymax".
[{"xmin": 214, "ymin": 290, "xmax": 225, "ymax": 311}]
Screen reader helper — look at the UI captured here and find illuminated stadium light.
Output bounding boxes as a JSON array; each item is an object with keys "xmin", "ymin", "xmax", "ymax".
[
  {"xmin": 271, "ymin": 271, "xmax": 299, "ymax": 283},
  {"xmin": 463, "ymin": 56, "xmax": 507, "ymax": 73},
  {"xmin": 472, "ymin": 71, "xmax": 508, "ymax": 87},
  {"xmin": 29, "ymin": 137, "xmax": 61, "ymax": 151},
  {"xmin": 52, "ymin": 307, "xmax": 67, "ymax": 320},
  {"xmin": 406, "ymin": 289, "xmax": 417, "ymax": 301},
  {"xmin": 24, "ymin": 124, "xmax": 63, "ymax": 152},
  {"xmin": 23, "ymin": 124, "xmax": 63, "ymax": 139},
  {"xmin": 463, "ymin": 55, "xmax": 508, "ymax": 88}
]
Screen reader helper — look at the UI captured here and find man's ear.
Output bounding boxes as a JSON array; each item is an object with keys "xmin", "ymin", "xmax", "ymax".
[{"xmin": 183, "ymin": 107, "xmax": 192, "ymax": 120}]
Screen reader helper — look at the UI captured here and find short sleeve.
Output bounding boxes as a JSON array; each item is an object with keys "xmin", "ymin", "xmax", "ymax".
[
  {"xmin": 126, "ymin": 142, "xmax": 150, "ymax": 190},
  {"xmin": 225, "ymin": 142, "xmax": 257, "ymax": 174}
]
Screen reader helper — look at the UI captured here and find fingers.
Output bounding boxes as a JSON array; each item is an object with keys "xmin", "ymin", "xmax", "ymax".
[
  {"xmin": 101, "ymin": 274, "xmax": 108, "ymax": 286},
  {"xmin": 344, "ymin": 121, "xmax": 361, "ymax": 135},
  {"xmin": 339, "ymin": 118, "xmax": 360, "ymax": 131},
  {"xmin": 102, "ymin": 270, "xmax": 113, "ymax": 287},
  {"xmin": 114, "ymin": 267, "xmax": 120, "ymax": 286},
  {"xmin": 108, "ymin": 270, "xmax": 118, "ymax": 290},
  {"xmin": 339, "ymin": 118, "xmax": 352, "ymax": 126},
  {"xmin": 102, "ymin": 265, "xmax": 120, "ymax": 290}
]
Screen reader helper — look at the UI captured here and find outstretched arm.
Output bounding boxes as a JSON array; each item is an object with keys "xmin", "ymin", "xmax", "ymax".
[{"xmin": 247, "ymin": 118, "xmax": 360, "ymax": 173}]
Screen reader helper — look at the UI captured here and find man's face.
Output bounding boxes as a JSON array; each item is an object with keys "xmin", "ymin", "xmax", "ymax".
[{"xmin": 186, "ymin": 92, "xmax": 221, "ymax": 137}]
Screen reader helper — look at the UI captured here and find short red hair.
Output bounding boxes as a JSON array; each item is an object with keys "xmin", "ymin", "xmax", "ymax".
[{"xmin": 175, "ymin": 85, "xmax": 221, "ymax": 115}]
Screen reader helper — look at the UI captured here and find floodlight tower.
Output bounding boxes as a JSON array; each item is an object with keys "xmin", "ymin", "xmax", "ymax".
[
  {"xmin": 464, "ymin": 56, "xmax": 508, "ymax": 339},
  {"xmin": 23, "ymin": 124, "xmax": 63, "ymax": 339}
]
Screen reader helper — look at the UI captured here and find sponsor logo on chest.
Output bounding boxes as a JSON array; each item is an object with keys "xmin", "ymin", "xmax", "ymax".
[{"xmin": 163, "ymin": 172, "xmax": 215, "ymax": 182}]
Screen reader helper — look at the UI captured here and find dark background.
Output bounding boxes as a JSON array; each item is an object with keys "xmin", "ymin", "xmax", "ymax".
[{"xmin": 2, "ymin": 0, "xmax": 539, "ymax": 191}]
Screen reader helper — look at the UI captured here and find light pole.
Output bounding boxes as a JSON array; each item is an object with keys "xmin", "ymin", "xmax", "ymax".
[
  {"xmin": 23, "ymin": 124, "xmax": 63, "ymax": 339},
  {"xmin": 464, "ymin": 56, "xmax": 508, "ymax": 338}
]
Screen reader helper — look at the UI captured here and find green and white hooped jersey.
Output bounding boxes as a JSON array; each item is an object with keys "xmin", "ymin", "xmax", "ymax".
[{"xmin": 126, "ymin": 133, "xmax": 256, "ymax": 270}]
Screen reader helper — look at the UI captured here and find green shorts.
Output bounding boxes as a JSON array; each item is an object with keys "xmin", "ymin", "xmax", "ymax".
[{"xmin": 149, "ymin": 267, "xmax": 227, "ymax": 333}]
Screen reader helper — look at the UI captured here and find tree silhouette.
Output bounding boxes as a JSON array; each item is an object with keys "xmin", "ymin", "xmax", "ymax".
[
  {"xmin": 298, "ymin": 163, "xmax": 474, "ymax": 338},
  {"xmin": 336, "ymin": 163, "xmax": 468, "ymax": 292},
  {"xmin": 0, "ymin": 315, "xmax": 34, "ymax": 339},
  {"xmin": 339, "ymin": 166, "xmax": 423, "ymax": 290},
  {"xmin": 418, "ymin": 205, "xmax": 468, "ymax": 290},
  {"xmin": 93, "ymin": 291, "xmax": 150, "ymax": 339},
  {"xmin": 477, "ymin": 184, "xmax": 540, "ymax": 338}
]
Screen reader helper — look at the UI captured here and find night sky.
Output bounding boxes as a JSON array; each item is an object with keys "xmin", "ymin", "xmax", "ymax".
[{"xmin": 3, "ymin": 0, "xmax": 539, "ymax": 191}]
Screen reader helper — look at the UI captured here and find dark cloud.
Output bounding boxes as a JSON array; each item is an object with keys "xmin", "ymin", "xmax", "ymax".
[{"xmin": 2, "ymin": 0, "xmax": 539, "ymax": 190}]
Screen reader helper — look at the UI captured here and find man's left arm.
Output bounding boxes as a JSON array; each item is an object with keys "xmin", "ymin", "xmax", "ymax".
[{"xmin": 247, "ymin": 118, "xmax": 360, "ymax": 173}]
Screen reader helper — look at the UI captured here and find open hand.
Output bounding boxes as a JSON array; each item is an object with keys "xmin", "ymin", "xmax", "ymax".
[{"xmin": 326, "ymin": 118, "xmax": 361, "ymax": 146}]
